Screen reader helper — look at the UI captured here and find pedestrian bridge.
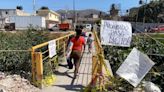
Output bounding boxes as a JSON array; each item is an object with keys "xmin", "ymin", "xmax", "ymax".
[{"xmin": 31, "ymin": 30, "xmax": 113, "ymax": 92}]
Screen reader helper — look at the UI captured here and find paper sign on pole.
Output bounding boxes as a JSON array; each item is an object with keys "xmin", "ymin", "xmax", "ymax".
[
  {"xmin": 116, "ymin": 48, "xmax": 155, "ymax": 87},
  {"xmin": 100, "ymin": 20, "xmax": 132, "ymax": 47},
  {"xmin": 48, "ymin": 40, "xmax": 56, "ymax": 58}
]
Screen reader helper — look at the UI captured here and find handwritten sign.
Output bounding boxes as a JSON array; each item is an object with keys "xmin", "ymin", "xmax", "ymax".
[
  {"xmin": 48, "ymin": 40, "xmax": 56, "ymax": 58},
  {"xmin": 100, "ymin": 20, "xmax": 132, "ymax": 47},
  {"xmin": 116, "ymin": 48, "xmax": 155, "ymax": 87}
]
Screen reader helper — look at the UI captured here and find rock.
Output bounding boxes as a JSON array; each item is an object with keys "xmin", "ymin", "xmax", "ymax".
[
  {"xmin": 143, "ymin": 81, "xmax": 161, "ymax": 92},
  {"xmin": 0, "ymin": 77, "xmax": 15, "ymax": 88},
  {"xmin": 0, "ymin": 85, "xmax": 6, "ymax": 92},
  {"xmin": 0, "ymin": 89, "xmax": 6, "ymax": 92},
  {"xmin": 0, "ymin": 72, "xmax": 40, "ymax": 92},
  {"xmin": 0, "ymin": 72, "xmax": 5, "ymax": 80}
]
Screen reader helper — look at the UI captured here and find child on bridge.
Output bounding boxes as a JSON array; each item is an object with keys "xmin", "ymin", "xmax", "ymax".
[{"xmin": 87, "ymin": 33, "xmax": 93, "ymax": 53}]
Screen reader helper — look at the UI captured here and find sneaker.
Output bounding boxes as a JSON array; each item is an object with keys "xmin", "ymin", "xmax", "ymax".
[{"xmin": 73, "ymin": 74, "xmax": 77, "ymax": 79}]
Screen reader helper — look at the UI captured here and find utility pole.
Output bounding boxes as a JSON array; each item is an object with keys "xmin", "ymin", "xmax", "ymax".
[
  {"xmin": 139, "ymin": 0, "xmax": 147, "ymax": 24},
  {"xmin": 33, "ymin": 0, "xmax": 36, "ymax": 15},
  {"xmin": 143, "ymin": 0, "xmax": 148, "ymax": 24},
  {"xmin": 73, "ymin": 0, "xmax": 76, "ymax": 30}
]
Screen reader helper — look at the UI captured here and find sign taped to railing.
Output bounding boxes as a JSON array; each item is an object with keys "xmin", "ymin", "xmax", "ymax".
[
  {"xmin": 48, "ymin": 40, "xmax": 56, "ymax": 58},
  {"xmin": 116, "ymin": 48, "xmax": 155, "ymax": 87},
  {"xmin": 100, "ymin": 20, "xmax": 132, "ymax": 47}
]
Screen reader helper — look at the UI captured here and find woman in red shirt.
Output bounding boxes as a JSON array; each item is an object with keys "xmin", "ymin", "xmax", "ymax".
[{"xmin": 70, "ymin": 28, "xmax": 85, "ymax": 78}]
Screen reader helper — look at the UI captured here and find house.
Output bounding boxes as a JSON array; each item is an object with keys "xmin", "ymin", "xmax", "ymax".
[
  {"xmin": 0, "ymin": 9, "xmax": 30, "ymax": 29},
  {"xmin": 77, "ymin": 17, "xmax": 100, "ymax": 24},
  {"xmin": 37, "ymin": 9, "xmax": 60, "ymax": 28},
  {"xmin": 92, "ymin": 14, "xmax": 99, "ymax": 19},
  {"xmin": 8, "ymin": 16, "xmax": 46, "ymax": 30}
]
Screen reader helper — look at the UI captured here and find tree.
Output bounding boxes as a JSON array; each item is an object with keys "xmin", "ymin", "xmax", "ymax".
[
  {"xmin": 90, "ymin": 13, "xmax": 93, "ymax": 18},
  {"xmin": 99, "ymin": 12, "xmax": 102, "ymax": 18},
  {"xmin": 40, "ymin": 6, "xmax": 49, "ymax": 10},
  {"xmin": 131, "ymin": 0, "xmax": 164, "ymax": 23},
  {"xmin": 16, "ymin": 6, "xmax": 23, "ymax": 10},
  {"xmin": 109, "ymin": 4, "xmax": 121, "ymax": 20}
]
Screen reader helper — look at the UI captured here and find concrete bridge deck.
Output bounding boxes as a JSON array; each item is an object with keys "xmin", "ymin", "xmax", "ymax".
[{"xmin": 41, "ymin": 32, "xmax": 95, "ymax": 92}]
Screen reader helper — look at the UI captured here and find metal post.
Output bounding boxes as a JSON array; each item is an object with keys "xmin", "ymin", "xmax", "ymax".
[
  {"xmin": 33, "ymin": 0, "xmax": 36, "ymax": 15},
  {"xmin": 143, "ymin": 0, "xmax": 147, "ymax": 24},
  {"xmin": 63, "ymin": 42, "xmax": 66, "ymax": 59},
  {"xmin": 35, "ymin": 52, "xmax": 43, "ymax": 88},
  {"xmin": 31, "ymin": 48, "xmax": 36, "ymax": 85},
  {"xmin": 73, "ymin": 0, "xmax": 76, "ymax": 31},
  {"xmin": 135, "ymin": 9, "xmax": 139, "ymax": 30}
]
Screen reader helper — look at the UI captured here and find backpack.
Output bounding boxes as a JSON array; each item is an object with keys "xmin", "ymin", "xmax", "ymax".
[{"xmin": 81, "ymin": 32, "xmax": 87, "ymax": 37}]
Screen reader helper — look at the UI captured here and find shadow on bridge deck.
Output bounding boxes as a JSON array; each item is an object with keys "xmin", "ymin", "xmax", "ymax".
[{"xmin": 41, "ymin": 42, "xmax": 95, "ymax": 92}]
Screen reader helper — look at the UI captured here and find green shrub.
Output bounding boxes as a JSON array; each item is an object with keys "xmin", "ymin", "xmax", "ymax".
[
  {"xmin": 0, "ymin": 30, "xmax": 50, "ymax": 77},
  {"xmin": 103, "ymin": 34, "xmax": 164, "ymax": 91}
]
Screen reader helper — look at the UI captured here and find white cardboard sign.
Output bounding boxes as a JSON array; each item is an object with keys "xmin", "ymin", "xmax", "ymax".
[
  {"xmin": 100, "ymin": 20, "xmax": 132, "ymax": 47},
  {"xmin": 116, "ymin": 48, "xmax": 155, "ymax": 87},
  {"xmin": 48, "ymin": 40, "xmax": 57, "ymax": 58}
]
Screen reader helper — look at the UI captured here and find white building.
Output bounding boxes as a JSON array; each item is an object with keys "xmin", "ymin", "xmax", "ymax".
[
  {"xmin": 37, "ymin": 9, "xmax": 60, "ymax": 28},
  {"xmin": 8, "ymin": 16, "xmax": 46, "ymax": 30},
  {"xmin": 92, "ymin": 14, "xmax": 99, "ymax": 19},
  {"xmin": 0, "ymin": 9, "xmax": 30, "ymax": 29}
]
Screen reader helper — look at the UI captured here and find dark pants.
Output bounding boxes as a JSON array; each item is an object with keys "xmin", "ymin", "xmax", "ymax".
[
  {"xmin": 70, "ymin": 50, "xmax": 82, "ymax": 75},
  {"xmin": 67, "ymin": 57, "xmax": 73, "ymax": 69}
]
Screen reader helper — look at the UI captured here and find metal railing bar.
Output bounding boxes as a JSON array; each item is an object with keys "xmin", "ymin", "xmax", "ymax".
[
  {"xmin": 147, "ymin": 53, "xmax": 164, "ymax": 57},
  {"xmin": 32, "ymin": 32, "xmax": 75, "ymax": 50},
  {"xmin": 49, "ymin": 57, "xmax": 57, "ymax": 62},
  {"xmin": 0, "ymin": 50, "xmax": 31, "ymax": 52},
  {"xmin": 42, "ymin": 50, "xmax": 49, "ymax": 55},
  {"xmin": 43, "ymin": 56, "xmax": 49, "ymax": 61}
]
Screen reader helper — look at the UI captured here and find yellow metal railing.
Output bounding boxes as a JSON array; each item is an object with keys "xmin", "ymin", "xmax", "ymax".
[
  {"xmin": 31, "ymin": 32, "xmax": 75, "ymax": 88},
  {"xmin": 85, "ymin": 30, "xmax": 113, "ymax": 92}
]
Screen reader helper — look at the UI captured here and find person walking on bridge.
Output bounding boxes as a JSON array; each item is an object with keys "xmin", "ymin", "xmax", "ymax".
[
  {"xmin": 70, "ymin": 28, "xmax": 86, "ymax": 78},
  {"xmin": 87, "ymin": 33, "xmax": 93, "ymax": 53}
]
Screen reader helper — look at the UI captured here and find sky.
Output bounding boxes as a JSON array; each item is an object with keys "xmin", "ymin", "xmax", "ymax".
[{"xmin": 0, "ymin": 0, "xmax": 150, "ymax": 14}]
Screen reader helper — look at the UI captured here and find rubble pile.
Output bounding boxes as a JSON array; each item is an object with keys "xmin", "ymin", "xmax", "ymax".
[{"xmin": 0, "ymin": 72, "xmax": 40, "ymax": 92}]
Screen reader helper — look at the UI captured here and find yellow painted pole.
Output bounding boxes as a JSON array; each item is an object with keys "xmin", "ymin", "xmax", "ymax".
[
  {"xmin": 31, "ymin": 47, "xmax": 36, "ymax": 85},
  {"xmin": 63, "ymin": 42, "xmax": 66, "ymax": 58},
  {"xmin": 35, "ymin": 52, "xmax": 43, "ymax": 88},
  {"xmin": 91, "ymin": 56, "xmax": 99, "ymax": 85},
  {"xmin": 57, "ymin": 40, "xmax": 60, "ymax": 50}
]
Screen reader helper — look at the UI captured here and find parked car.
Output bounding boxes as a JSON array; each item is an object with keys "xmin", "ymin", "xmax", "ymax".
[
  {"xmin": 4, "ymin": 23, "xmax": 15, "ymax": 31},
  {"xmin": 85, "ymin": 24, "xmax": 92, "ymax": 31},
  {"xmin": 150, "ymin": 25, "xmax": 164, "ymax": 32},
  {"xmin": 49, "ymin": 24, "xmax": 59, "ymax": 31}
]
